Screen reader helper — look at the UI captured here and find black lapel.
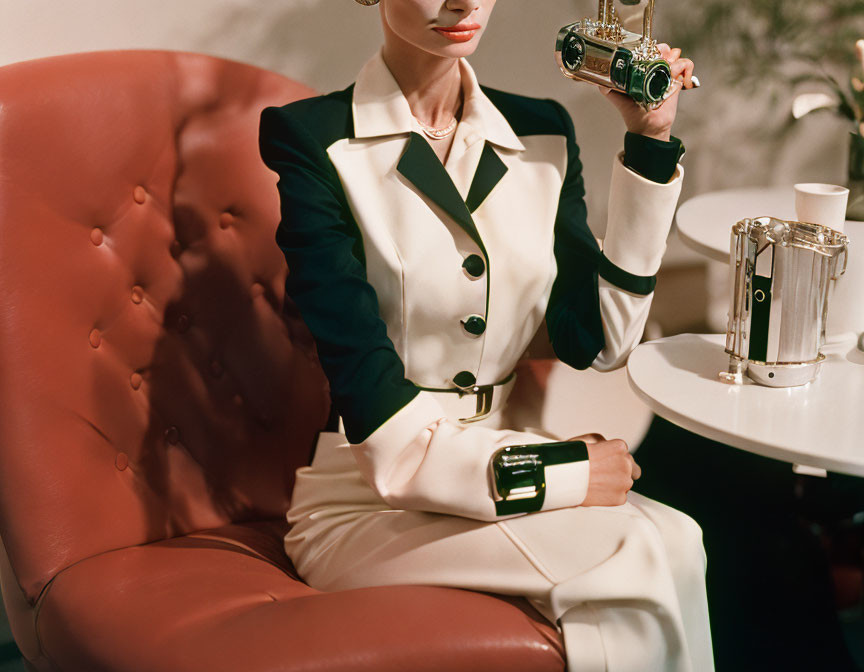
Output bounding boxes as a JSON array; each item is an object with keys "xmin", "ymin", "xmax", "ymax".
[
  {"xmin": 466, "ymin": 141, "xmax": 508, "ymax": 213},
  {"xmin": 397, "ymin": 132, "xmax": 486, "ymax": 253}
]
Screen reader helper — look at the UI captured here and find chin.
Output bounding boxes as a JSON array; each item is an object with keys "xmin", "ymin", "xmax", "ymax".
[
  {"xmin": 422, "ymin": 35, "xmax": 483, "ymax": 59},
  {"xmin": 434, "ymin": 45, "xmax": 480, "ymax": 59}
]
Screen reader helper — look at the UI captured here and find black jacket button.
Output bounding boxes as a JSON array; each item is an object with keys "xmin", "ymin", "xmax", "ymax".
[
  {"xmin": 453, "ymin": 371, "xmax": 476, "ymax": 388},
  {"xmin": 462, "ymin": 315, "xmax": 487, "ymax": 336},
  {"xmin": 462, "ymin": 254, "xmax": 485, "ymax": 278}
]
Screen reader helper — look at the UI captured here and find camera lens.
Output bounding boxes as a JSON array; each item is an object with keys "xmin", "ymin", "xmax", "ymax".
[
  {"xmin": 562, "ymin": 33, "xmax": 586, "ymax": 73},
  {"xmin": 645, "ymin": 64, "xmax": 671, "ymax": 103}
]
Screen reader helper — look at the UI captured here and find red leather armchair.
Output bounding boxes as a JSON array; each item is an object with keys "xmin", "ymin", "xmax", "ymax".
[{"xmin": 0, "ymin": 50, "xmax": 564, "ymax": 671}]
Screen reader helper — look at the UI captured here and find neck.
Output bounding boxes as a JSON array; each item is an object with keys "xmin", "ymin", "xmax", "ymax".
[{"xmin": 381, "ymin": 42, "xmax": 463, "ymax": 128}]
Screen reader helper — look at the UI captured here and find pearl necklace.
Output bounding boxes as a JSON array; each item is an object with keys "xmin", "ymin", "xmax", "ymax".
[{"xmin": 415, "ymin": 115, "xmax": 458, "ymax": 140}]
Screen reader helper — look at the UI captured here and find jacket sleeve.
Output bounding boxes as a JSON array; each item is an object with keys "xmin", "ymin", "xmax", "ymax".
[
  {"xmin": 545, "ymin": 100, "xmax": 684, "ymax": 372},
  {"xmin": 260, "ymin": 105, "xmax": 591, "ymax": 522}
]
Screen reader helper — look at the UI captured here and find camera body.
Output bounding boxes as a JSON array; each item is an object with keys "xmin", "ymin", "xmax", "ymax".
[{"xmin": 555, "ymin": 1, "xmax": 673, "ymax": 109}]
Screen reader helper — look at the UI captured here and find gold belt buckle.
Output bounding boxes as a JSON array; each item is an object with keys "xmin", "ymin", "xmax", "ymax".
[{"xmin": 456, "ymin": 384, "xmax": 495, "ymax": 423}]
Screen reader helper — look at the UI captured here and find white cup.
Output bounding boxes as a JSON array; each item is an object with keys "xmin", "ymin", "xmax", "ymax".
[{"xmin": 794, "ymin": 183, "xmax": 849, "ymax": 233}]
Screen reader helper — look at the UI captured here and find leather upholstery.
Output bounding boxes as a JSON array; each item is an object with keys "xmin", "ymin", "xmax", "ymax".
[{"xmin": 0, "ymin": 50, "xmax": 564, "ymax": 671}]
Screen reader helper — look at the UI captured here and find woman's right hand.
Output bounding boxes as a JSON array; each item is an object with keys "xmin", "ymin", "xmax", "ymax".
[{"xmin": 566, "ymin": 434, "xmax": 641, "ymax": 507}]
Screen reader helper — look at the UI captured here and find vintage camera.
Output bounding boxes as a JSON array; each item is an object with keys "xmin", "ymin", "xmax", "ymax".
[{"xmin": 555, "ymin": 0, "xmax": 673, "ymax": 109}]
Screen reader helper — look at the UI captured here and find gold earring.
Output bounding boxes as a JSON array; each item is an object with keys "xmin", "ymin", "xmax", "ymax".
[{"xmin": 354, "ymin": 0, "xmax": 379, "ymax": 5}]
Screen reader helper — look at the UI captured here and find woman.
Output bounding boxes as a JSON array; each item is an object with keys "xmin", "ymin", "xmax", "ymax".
[{"xmin": 258, "ymin": 1, "xmax": 712, "ymax": 670}]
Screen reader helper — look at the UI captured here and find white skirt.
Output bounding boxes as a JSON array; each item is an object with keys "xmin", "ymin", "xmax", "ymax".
[{"xmin": 284, "ymin": 400, "xmax": 714, "ymax": 672}]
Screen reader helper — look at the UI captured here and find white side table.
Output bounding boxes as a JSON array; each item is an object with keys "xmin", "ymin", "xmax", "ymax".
[
  {"xmin": 626, "ymin": 333, "xmax": 864, "ymax": 477},
  {"xmin": 675, "ymin": 187, "xmax": 795, "ymax": 264}
]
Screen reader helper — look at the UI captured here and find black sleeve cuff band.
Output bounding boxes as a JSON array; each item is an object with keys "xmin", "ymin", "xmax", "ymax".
[
  {"xmin": 622, "ymin": 132, "xmax": 685, "ymax": 184},
  {"xmin": 598, "ymin": 252, "xmax": 657, "ymax": 295}
]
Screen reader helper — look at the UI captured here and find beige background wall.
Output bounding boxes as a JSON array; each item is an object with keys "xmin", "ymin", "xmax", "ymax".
[{"xmin": 0, "ymin": 0, "xmax": 850, "ymax": 261}]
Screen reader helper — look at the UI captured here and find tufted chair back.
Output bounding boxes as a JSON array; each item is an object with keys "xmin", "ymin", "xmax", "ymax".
[{"xmin": 0, "ymin": 50, "xmax": 329, "ymax": 606}]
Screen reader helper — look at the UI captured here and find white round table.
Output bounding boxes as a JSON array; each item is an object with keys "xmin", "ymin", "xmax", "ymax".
[
  {"xmin": 626, "ymin": 333, "xmax": 864, "ymax": 477},
  {"xmin": 675, "ymin": 186, "xmax": 796, "ymax": 263}
]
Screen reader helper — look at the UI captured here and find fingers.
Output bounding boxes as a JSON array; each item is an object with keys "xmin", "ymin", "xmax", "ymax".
[
  {"xmin": 658, "ymin": 44, "xmax": 681, "ymax": 63},
  {"xmin": 671, "ymin": 57, "xmax": 696, "ymax": 89},
  {"xmin": 612, "ymin": 440, "xmax": 634, "ymax": 491},
  {"xmin": 684, "ymin": 59, "xmax": 696, "ymax": 89},
  {"xmin": 610, "ymin": 438, "xmax": 629, "ymax": 455},
  {"xmin": 661, "ymin": 44, "xmax": 696, "ymax": 90},
  {"xmin": 630, "ymin": 456, "xmax": 642, "ymax": 480}
]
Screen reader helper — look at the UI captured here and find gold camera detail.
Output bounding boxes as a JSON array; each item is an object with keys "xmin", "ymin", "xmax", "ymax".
[{"xmin": 555, "ymin": 0, "xmax": 673, "ymax": 110}]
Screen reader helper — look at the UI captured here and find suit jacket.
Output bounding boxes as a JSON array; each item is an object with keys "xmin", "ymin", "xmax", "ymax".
[{"xmin": 259, "ymin": 50, "xmax": 685, "ymax": 521}]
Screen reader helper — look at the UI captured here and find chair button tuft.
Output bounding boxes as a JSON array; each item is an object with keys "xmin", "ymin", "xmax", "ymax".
[
  {"xmin": 90, "ymin": 228, "xmax": 104, "ymax": 246},
  {"xmin": 251, "ymin": 282, "xmax": 265, "ymax": 298},
  {"xmin": 170, "ymin": 240, "xmax": 182, "ymax": 258},
  {"xmin": 176, "ymin": 314, "xmax": 190, "ymax": 333},
  {"xmin": 89, "ymin": 328, "xmax": 102, "ymax": 348},
  {"xmin": 219, "ymin": 212, "xmax": 233, "ymax": 229},
  {"xmin": 133, "ymin": 186, "xmax": 147, "ymax": 204},
  {"xmin": 131, "ymin": 286, "xmax": 144, "ymax": 304},
  {"xmin": 130, "ymin": 372, "xmax": 143, "ymax": 390},
  {"xmin": 164, "ymin": 426, "xmax": 180, "ymax": 445},
  {"xmin": 115, "ymin": 453, "xmax": 129, "ymax": 471}
]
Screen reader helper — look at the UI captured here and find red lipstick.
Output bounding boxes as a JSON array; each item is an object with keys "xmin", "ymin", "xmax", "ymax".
[{"xmin": 433, "ymin": 22, "xmax": 482, "ymax": 43}]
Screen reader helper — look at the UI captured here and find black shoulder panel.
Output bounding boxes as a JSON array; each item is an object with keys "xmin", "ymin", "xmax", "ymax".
[
  {"xmin": 480, "ymin": 86, "xmax": 566, "ymax": 138},
  {"xmin": 272, "ymin": 83, "xmax": 355, "ymax": 150}
]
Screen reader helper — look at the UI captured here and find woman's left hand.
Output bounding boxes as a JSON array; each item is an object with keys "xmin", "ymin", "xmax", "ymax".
[
  {"xmin": 565, "ymin": 433, "xmax": 642, "ymax": 482},
  {"xmin": 598, "ymin": 43, "xmax": 695, "ymax": 142}
]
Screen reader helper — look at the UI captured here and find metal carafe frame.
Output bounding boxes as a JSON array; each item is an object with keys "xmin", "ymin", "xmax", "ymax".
[{"xmin": 722, "ymin": 217, "xmax": 848, "ymax": 387}]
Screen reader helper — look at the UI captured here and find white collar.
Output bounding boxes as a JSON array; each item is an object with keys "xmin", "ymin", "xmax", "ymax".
[{"xmin": 352, "ymin": 49, "xmax": 525, "ymax": 152}]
